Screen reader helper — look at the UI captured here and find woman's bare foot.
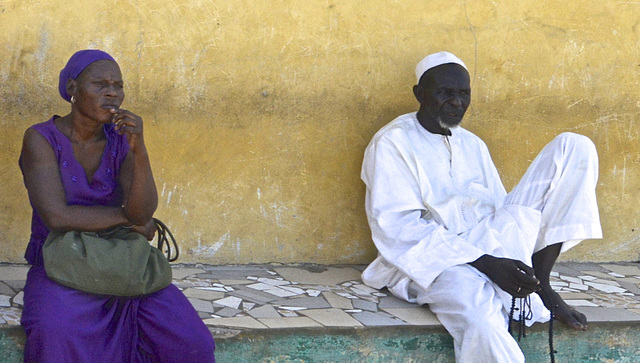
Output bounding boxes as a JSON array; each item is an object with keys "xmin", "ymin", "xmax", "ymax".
[{"xmin": 538, "ymin": 287, "xmax": 588, "ymax": 331}]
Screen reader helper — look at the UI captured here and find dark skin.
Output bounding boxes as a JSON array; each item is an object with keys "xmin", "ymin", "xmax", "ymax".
[
  {"xmin": 414, "ymin": 63, "xmax": 588, "ymax": 331},
  {"xmin": 413, "ymin": 63, "xmax": 471, "ymax": 135},
  {"xmin": 21, "ymin": 59, "xmax": 158, "ymax": 240},
  {"xmin": 532, "ymin": 244, "xmax": 588, "ymax": 330}
]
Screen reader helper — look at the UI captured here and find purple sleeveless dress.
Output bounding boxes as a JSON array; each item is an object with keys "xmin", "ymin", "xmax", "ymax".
[{"xmin": 19, "ymin": 117, "xmax": 215, "ymax": 363}]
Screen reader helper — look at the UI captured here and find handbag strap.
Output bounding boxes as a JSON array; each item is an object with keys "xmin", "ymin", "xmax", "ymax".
[{"xmin": 153, "ymin": 218, "xmax": 179, "ymax": 262}]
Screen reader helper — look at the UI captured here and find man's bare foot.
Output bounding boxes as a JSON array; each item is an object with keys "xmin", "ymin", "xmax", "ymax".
[{"xmin": 538, "ymin": 287, "xmax": 588, "ymax": 331}]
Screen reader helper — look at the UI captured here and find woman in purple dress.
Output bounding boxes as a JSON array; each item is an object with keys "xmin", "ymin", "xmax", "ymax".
[{"xmin": 19, "ymin": 50, "xmax": 215, "ymax": 362}]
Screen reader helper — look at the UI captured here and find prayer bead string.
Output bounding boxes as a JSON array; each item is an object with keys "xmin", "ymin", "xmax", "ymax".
[
  {"xmin": 508, "ymin": 294, "xmax": 556, "ymax": 363},
  {"xmin": 542, "ymin": 289, "xmax": 557, "ymax": 363}
]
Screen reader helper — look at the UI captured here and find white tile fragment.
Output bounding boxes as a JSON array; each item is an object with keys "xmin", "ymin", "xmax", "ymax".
[
  {"xmin": 279, "ymin": 310, "xmax": 299, "ymax": 317},
  {"xmin": 584, "ymin": 282, "xmax": 627, "ymax": 294},
  {"xmin": 608, "ymin": 272, "xmax": 626, "ymax": 278},
  {"xmin": 550, "ymin": 281, "xmax": 568, "ymax": 287},
  {"xmin": 267, "ymin": 270, "xmax": 278, "ymax": 275},
  {"xmin": 306, "ymin": 289, "xmax": 321, "ymax": 297},
  {"xmin": 345, "ymin": 309, "xmax": 363, "ymax": 313},
  {"xmin": 0, "ymin": 295, "xmax": 10, "ymax": 307},
  {"xmin": 247, "ymin": 276, "xmax": 259, "ymax": 280},
  {"xmin": 561, "ymin": 276, "xmax": 583, "ymax": 284},
  {"xmin": 242, "ymin": 302, "xmax": 256, "ymax": 311},
  {"xmin": 569, "ymin": 283, "xmax": 589, "ymax": 291},
  {"xmin": 12, "ymin": 291, "xmax": 24, "ymax": 306},
  {"xmin": 350, "ymin": 287, "xmax": 374, "ymax": 296},
  {"xmin": 578, "ymin": 275, "xmax": 597, "ymax": 281},
  {"xmin": 592, "ymin": 279, "xmax": 621, "ymax": 286},
  {"xmin": 336, "ymin": 292, "xmax": 357, "ymax": 299},
  {"xmin": 279, "ymin": 286, "xmax": 306, "ymax": 295},
  {"xmin": 214, "ymin": 296, "xmax": 243, "ymax": 309},
  {"xmin": 247, "ymin": 283, "xmax": 273, "ymax": 291},
  {"xmin": 264, "ymin": 288, "xmax": 298, "ymax": 297},
  {"xmin": 258, "ymin": 278, "xmax": 290, "ymax": 286},
  {"xmin": 197, "ymin": 287, "xmax": 228, "ymax": 292},
  {"xmin": 278, "ymin": 306, "xmax": 308, "ymax": 311},
  {"xmin": 566, "ymin": 300, "xmax": 599, "ymax": 307},
  {"xmin": 550, "ymin": 272, "xmax": 559, "ymax": 277}
]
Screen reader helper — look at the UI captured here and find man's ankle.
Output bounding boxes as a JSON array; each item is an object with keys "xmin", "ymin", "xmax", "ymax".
[{"xmin": 537, "ymin": 286, "xmax": 561, "ymax": 309}]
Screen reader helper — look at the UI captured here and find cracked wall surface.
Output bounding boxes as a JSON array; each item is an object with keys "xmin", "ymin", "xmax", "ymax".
[{"xmin": 0, "ymin": 0, "xmax": 638, "ymax": 264}]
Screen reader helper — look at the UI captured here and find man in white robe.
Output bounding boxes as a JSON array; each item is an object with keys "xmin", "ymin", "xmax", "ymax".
[{"xmin": 361, "ymin": 51, "xmax": 602, "ymax": 362}]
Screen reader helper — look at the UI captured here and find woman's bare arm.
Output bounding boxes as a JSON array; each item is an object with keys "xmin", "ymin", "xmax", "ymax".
[
  {"xmin": 21, "ymin": 128, "xmax": 129, "ymax": 232},
  {"xmin": 114, "ymin": 109, "xmax": 158, "ymax": 226}
]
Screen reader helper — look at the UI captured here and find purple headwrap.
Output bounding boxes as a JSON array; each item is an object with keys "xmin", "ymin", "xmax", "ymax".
[{"xmin": 58, "ymin": 49, "xmax": 116, "ymax": 103}]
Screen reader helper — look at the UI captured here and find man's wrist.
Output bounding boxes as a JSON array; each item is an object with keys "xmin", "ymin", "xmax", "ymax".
[{"xmin": 469, "ymin": 254, "xmax": 491, "ymax": 272}]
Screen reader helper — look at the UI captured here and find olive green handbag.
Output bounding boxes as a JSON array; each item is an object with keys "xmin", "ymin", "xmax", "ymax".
[{"xmin": 42, "ymin": 219, "xmax": 177, "ymax": 296}]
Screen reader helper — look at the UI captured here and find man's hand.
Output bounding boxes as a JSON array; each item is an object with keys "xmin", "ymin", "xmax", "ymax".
[{"xmin": 469, "ymin": 255, "xmax": 540, "ymax": 298}]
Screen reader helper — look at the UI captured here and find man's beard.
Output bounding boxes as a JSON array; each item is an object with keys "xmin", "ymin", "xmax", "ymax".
[
  {"xmin": 435, "ymin": 107, "xmax": 464, "ymax": 130},
  {"xmin": 437, "ymin": 116, "xmax": 462, "ymax": 130}
]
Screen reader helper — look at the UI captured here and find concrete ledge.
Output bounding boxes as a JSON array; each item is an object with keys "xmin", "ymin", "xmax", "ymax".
[
  {"xmin": 3, "ymin": 323, "xmax": 640, "ymax": 362},
  {"xmin": 3, "ymin": 262, "xmax": 640, "ymax": 361},
  {"xmin": 213, "ymin": 323, "xmax": 640, "ymax": 362},
  {"xmin": 0, "ymin": 327, "xmax": 24, "ymax": 363}
]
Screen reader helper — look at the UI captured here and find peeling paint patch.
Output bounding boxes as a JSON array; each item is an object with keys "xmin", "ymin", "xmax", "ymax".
[
  {"xmin": 166, "ymin": 185, "xmax": 178, "ymax": 205},
  {"xmin": 189, "ymin": 232, "xmax": 229, "ymax": 257},
  {"xmin": 189, "ymin": 242, "xmax": 225, "ymax": 258}
]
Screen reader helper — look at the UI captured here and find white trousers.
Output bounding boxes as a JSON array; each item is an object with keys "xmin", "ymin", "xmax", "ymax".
[{"xmin": 410, "ymin": 132, "xmax": 602, "ymax": 363}]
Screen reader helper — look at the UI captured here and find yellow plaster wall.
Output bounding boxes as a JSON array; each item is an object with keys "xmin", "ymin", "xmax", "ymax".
[{"xmin": 1, "ymin": 1, "xmax": 638, "ymax": 264}]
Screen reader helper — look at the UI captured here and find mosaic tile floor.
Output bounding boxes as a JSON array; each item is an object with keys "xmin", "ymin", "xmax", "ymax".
[{"xmin": 2, "ymin": 262, "xmax": 640, "ymax": 331}]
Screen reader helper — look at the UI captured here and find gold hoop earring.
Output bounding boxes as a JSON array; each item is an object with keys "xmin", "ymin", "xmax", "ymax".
[{"xmin": 71, "ymin": 96, "xmax": 76, "ymax": 104}]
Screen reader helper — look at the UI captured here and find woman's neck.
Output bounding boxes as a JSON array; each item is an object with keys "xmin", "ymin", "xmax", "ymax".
[{"xmin": 59, "ymin": 112, "xmax": 105, "ymax": 143}]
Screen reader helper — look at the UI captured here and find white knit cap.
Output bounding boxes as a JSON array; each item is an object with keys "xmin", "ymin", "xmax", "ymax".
[{"xmin": 415, "ymin": 51, "xmax": 468, "ymax": 83}]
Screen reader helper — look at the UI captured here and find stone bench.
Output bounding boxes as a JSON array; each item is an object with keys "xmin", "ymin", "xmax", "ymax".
[{"xmin": 2, "ymin": 262, "xmax": 640, "ymax": 361}]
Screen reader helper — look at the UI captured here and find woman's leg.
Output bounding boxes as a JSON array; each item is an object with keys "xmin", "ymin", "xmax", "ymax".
[
  {"xmin": 21, "ymin": 266, "xmax": 134, "ymax": 363},
  {"xmin": 135, "ymin": 284, "xmax": 215, "ymax": 363}
]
